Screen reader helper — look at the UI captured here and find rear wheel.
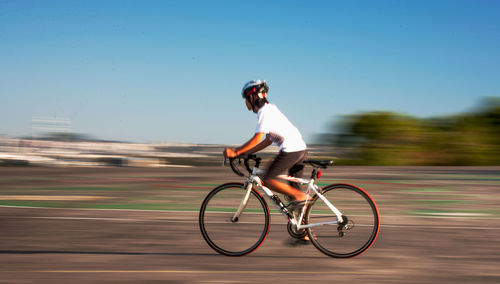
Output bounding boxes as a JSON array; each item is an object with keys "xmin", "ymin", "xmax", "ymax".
[
  {"xmin": 199, "ymin": 183, "xmax": 270, "ymax": 256},
  {"xmin": 305, "ymin": 184, "xmax": 380, "ymax": 258}
]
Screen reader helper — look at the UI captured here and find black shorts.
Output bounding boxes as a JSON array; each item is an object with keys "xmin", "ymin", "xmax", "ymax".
[{"xmin": 263, "ymin": 150, "xmax": 307, "ymax": 184}]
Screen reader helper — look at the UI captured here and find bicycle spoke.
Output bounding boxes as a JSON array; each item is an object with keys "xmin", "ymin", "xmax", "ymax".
[
  {"xmin": 199, "ymin": 183, "xmax": 269, "ymax": 256},
  {"xmin": 306, "ymin": 184, "xmax": 380, "ymax": 258}
]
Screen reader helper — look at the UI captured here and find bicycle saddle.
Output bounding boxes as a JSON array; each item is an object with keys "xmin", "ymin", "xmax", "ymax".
[{"xmin": 303, "ymin": 159, "xmax": 334, "ymax": 168}]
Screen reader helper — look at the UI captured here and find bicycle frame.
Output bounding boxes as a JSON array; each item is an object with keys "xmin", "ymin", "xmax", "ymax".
[{"xmin": 232, "ymin": 166, "xmax": 344, "ymax": 230}]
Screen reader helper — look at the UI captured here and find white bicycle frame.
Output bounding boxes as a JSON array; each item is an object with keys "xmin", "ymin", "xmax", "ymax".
[{"xmin": 232, "ymin": 166, "xmax": 344, "ymax": 230}]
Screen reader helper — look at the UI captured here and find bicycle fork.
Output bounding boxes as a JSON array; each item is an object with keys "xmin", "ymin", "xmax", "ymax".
[{"xmin": 230, "ymin": 181, "xmax": 254, "ymax": 222}]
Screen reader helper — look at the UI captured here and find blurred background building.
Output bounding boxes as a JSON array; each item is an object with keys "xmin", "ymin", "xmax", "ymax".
[{"xmin": 1, "ymin": 98, "xmax": 499, "ymax": 167}]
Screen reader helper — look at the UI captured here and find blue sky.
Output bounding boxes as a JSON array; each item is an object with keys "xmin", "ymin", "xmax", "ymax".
[{"xmin": 1, "ymin": 0, "xmax": 499, "ymax": 144}]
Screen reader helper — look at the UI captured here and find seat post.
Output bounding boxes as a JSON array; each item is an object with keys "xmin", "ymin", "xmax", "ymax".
[{"xmin": 310, "ymin": 168, "xmax": 318, "ymax": 179}]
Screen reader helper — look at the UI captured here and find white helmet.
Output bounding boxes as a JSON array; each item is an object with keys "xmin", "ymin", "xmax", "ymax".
[{"xmin": 241, "ymin": 80, "xmax": 269, "ymax": 99}]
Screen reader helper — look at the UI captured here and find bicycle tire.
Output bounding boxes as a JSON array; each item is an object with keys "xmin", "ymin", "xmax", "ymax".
[
  {"xmin": 305, "ymin": 183, "xmax": 380, "ymax": 258},
  {"xmin": 199, "ymin": 183, "xmax": 270, "ymax": 256}
]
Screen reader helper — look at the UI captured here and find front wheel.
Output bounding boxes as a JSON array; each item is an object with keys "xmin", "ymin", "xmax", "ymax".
[
  {"xmin": 199, "ymin": 183, "xmax": 270, "ymax": 256},
  {"xmin": 305, "ymin": 184, "xmax": 380, "ymax": 258}
]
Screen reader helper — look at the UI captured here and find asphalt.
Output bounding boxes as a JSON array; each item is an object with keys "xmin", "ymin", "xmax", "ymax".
[{"xmin": 1, "ymin": 166, "xmax": 499, "ymax": 283}]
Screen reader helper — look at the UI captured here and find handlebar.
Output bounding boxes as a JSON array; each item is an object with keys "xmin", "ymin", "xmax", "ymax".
[{"xmin": 227, "ymin": 154, "xmax": 262, "ymax": 177}]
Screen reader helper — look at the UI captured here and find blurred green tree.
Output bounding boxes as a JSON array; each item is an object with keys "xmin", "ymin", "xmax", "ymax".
[{"xmin": 327, "ymin": 98, "xmax": 500, "ymax": 165}]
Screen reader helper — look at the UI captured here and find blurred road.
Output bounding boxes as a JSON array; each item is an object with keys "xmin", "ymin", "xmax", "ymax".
[
  {"xmin": 1, "ymin": 206, "xmax": 499, "ymax": 283},
  {"xmin": 1, "ymin": 166, "xmax": 500, "ymax": 283}
]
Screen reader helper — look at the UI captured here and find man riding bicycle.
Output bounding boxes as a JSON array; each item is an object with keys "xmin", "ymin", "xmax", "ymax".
[{"xmin": 223, "ymin": 80, "xmax": 311, "ymax": 210}]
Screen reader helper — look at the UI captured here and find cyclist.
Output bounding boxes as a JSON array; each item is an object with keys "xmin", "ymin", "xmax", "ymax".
[{"xmin": 223, "ymin": 80, "xmax": 310, "ymax": 210}]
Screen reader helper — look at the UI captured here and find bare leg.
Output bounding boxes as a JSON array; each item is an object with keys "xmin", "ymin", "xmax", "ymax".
[{"xmin": 264, "ymin": 179, "xmax": 309, "ymax": 201}]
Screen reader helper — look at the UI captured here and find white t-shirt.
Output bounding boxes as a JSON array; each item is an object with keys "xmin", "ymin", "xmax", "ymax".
[{"xmin": 255, "ymin": 103, "xmax": 307, "ymax": 152}]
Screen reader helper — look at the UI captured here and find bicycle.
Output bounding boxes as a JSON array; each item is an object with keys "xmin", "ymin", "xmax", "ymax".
[{"xmin": 199, "ymin": 154, "xmax": 380, "ymax": 258}]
